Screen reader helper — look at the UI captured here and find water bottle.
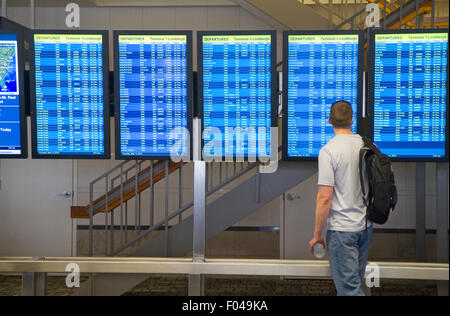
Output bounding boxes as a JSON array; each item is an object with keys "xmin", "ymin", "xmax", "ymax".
[{"xmin": 313, "ymin": 243, "xmax": 325, "ymax": 259}]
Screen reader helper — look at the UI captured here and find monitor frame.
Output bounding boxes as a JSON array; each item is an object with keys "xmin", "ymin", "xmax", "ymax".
[
  {"xmin": 197, "ymin": 30, "xmax": 278, "ymax": 162},
  {"xmin": 30, "ymin": 29, "xmax": 111, "ymax": 160},
  {"xmin": 368, "ymin": 28, "xmax": 449, "ymax": 162},
  {"xmin": 113, "ymin": 30, "xmax": 194, "ymax": 161},
  {"xmin": 0, "ymin": 29, "xmax": 28, "ymax": 159},
  {"xmin": 282, "ymin": 30, "xmax": 364, "ymax": 161}
]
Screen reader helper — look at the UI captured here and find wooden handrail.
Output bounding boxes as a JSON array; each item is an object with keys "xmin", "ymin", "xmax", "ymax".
[{"xmin": 71, "ymin": 160, "xmax": 183, "ymax": 219}]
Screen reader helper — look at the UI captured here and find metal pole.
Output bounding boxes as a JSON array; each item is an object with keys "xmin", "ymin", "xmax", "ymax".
[
  {"xmin": 120, "ymin": 165, "xmax": 124, "ymax": 247},
  {"xmin": 416, "ymin": 163, "xmax": 426, "ymax": 263},
  {"xmin": 210, "ymin": 162, "xmax": 214, "ymax": 191},
  {"xmin": 138, "ymin": 162, "xmax": 142, "ymax": 231},
  {"xmin": 436, "ymin": 163, "xmax": 449, "ymax": 296},
  {"xmin": 164, "ymin": 160, "xmax": 169, "ymax": 257},
  {"xmin": 193, "ymin": 161, "xmax": 206, "ymax": 262},
  {"xmin": 416, "ymin": 0, "xmax": 419, "ymax": 29},
  {"xmin": 188, "ymin": 274, "xmax": 205, "ymax": 296},
  {"xmin": 1, "ymin": 0, "xmax": 6, "ymax": 17},
  {"xmin": 125, "ymin": 170, "xmax": 129, "ymax": 244},
  {"xmin": 179, "ymin": 163, "xmax": 183, "ymax": 223},
  {"xmin": 255, "ymin": 162, "xmax": 260, "ymax": 203},
  {"xmin": 22, "ymin": 272, "xmax": 47, "ymax": 297},
  {"xmin": 30, "ymin": 0, "xmax": 35, "ymax": 29},
  {"xmin": 89, "ymin": 183, "xmax": 94, "ymax": 257},
  {"xmin": 105, "ymin": 177, "xmax": 109, "ymax": 256},
  {"xmin": 431, "ymin": 0, "xmax": 435, "ymax": 27},
  {"xmin": 150, "ymin": 161, "xmax": 154, "ymax": 227},
  {"xmin": 134, "ymin": 162, "xmax": 139, "ymax": 236},
  {"xmin": 399, "ymin": 0, "xmax": 403, "ymax": 29}
]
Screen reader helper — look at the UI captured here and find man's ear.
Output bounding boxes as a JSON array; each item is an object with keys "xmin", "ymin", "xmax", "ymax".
[{"xmin": 328, "ymin": 117, "xmax": 332, "ymax": 125}]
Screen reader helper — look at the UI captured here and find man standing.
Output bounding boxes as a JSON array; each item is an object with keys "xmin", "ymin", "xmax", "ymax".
[{"xmin": 309, "ymin": 100, "xmax": 372, "ymax": 296}]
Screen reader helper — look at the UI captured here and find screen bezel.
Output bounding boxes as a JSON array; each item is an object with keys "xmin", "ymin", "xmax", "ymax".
[
  {"xmin": 368, "ymin": 28, "xmax": 449, "ymax": 162},
  {"xmin": 282, "ymin": 30, "xmax": 364, "ymax": 161},
  {"xmin": 0, "ymin": 29, "xmax": 28, "ymax": 159},
  {"xmin": 30, "ymin": 29, "xmax": 111, "ymax": 160},
  {"xmin": 197, "ymin": 30, "xmax": 278, "ymax": 162},
  {"xmin": 113, "ymin": 30, "xmax": 194, "ymax": 161}
]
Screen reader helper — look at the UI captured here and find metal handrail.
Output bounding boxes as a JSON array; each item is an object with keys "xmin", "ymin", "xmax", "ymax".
[
  {"xmin": 110, "ymin": 161, "xmax": 258, "ymax": 256},
  {"xmin": 85, "ymin": 155, "xmax": 258, "ymax": 257},
  {"xmin": 1, "ymin": 257, "xmax": 448, "ymax": 281}
]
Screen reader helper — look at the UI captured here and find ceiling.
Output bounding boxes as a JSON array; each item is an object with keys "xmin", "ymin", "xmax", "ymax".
[{"xmin": 3, "ymin": 0, "xmax": 236, "ymax": 7}]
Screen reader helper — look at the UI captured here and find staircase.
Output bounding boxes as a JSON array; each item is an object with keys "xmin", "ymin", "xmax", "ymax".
[
  {"xmin": 332, "ymin": 0, "xmax": 448, "ymax": 30},
  {"xmin": 72, "ymin": 158, "xmax": 318, "ymax": 295}
]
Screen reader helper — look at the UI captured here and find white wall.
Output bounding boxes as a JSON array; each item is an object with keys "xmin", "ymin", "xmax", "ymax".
[
  {"xmin": 4, "ymin": 3, "xmax": 438, "ymax": 259},
  {"xmin": 0, "ymin": 3, "xmax": 330, "ymax": 256}
]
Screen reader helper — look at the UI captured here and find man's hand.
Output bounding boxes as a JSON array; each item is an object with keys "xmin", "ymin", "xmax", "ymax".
[
  {"xmin": 309, "ymin": 185, "xmax": 333, "ymax": 254},
  {"xmin": 309, "ymin": 236, "xmax": 326, "ymax": 254}
]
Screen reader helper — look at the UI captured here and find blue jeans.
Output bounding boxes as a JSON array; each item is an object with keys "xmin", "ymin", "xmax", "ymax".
[{"xmin": 326, "ymin": 226, "xmax": 373, "ymax": 296}]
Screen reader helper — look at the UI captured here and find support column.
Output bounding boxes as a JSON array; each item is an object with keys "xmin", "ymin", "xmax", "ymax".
[
  {"xmin": 30, "ymin": 0, "xmax": 35, "ymax": 29},
  {"xmin": 436, "ymin": 163, "xmax": 449, "ymax": 296},
  {"xmin": 22, "ymin": 272, "xmax": 47, "ymax": 296},
  {"xmin": 190, "ymin": 118, "xmax": 206, "ymax": 295},
  {"xmin": 193, "ymin": 161, "xmax": 206, "ymax": 261},
  {"xmin": 188, "ymin": 274, "xmax": 205, "ymax": 296},
  {"xmin": 1, "ymin": 0, "xmax": 6, "ymax": 17},
  {"xmin": 416, "ymin": 163, "xmax": 425, "ymax": 263}
]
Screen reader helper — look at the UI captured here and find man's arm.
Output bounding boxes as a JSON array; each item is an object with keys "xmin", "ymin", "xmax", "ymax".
[{"xmin": 309, "ymin": 185, "xmax": 333, "ymax": 253}]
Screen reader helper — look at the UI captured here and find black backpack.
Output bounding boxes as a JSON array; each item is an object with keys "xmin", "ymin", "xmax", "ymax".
[{"xmin": 359, "ymin": 137, "xmax": 398, "ymax": 225}]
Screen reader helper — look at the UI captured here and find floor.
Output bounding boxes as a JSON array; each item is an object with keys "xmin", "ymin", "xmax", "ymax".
[{"xmin": 0, "ymin": 275, "xmax": 438, "ymax": 296}]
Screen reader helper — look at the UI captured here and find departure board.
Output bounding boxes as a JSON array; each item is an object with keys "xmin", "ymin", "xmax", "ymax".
[
  {"xmin": 199, "ymin": 31, "xmax": 276, "ymax": 160},
  {"xmin": 0, "ymin": 31, "xmax": 26, "ymax": 158},
  {"xmin": 114, "ymin": 32, "xmax": 192, "ymax": 160},
  {"xmin": 283, "ymin": 31, "xmax": 363, "ymax": 160},
  {"xmin": 31, "ymin": 31, "xmax": 110, "ymax": 159},
  {"xmin": 369, "ymin": 30, "xmax": 449, "ymax": 161}
]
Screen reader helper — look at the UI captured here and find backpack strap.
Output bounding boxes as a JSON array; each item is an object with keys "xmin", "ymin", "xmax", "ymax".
[
  {"xmin": 359, "ymin": 149, "xmax": 368, "ymax": 207},
  {"xmin": 360, "ymin": 138, "xmax": 372, "ymax": 231}
]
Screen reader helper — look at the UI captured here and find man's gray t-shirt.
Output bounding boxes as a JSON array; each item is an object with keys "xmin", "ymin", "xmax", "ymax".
[{"xmin": 318, "ymin": 134, "xmax": 370, "ymax": 232}]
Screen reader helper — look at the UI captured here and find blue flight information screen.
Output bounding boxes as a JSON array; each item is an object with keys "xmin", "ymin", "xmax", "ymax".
[
  {"xmin": 0, "ymin": 33, "xmax": 22, "ymax": 156},
  {"xmin": 33, "ymin": 33, "xmax": 106, "ymax": 157},
  {"xmin": 373, "ymin": 32, "xmax": 448, "ymax": 159},
  {"xmin": 286, "ymin": 34, "xmax": 360, "ymax": 158},
  {"xmin": 117, "ymin": 34, "xmax": 189, "ymax": 158},
  {"xmin": 201, "ymin": 34, "xmax": 272, "ymax": 159}
]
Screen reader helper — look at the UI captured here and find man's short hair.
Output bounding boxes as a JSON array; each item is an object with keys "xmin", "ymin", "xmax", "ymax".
[{"xmin": 329, "ymin": 101, "xmax": 353, "ymax": 128}]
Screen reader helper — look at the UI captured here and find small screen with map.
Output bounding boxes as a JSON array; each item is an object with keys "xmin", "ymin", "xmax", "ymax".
[{"xmin": 0, "ymin": 33, "xmax": 22, "ymax": 156}]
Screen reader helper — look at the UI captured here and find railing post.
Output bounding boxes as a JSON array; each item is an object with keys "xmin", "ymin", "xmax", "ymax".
[
  {"xmin": 134, "ymin": 161, "xmax": 139, "ymax": 236},
  {"xmin": 179, "ymin": 163, "xmax": 183, "ymax": 223},
  {"xmin": 164, "ymin": 160, "xmax": 169, "ymax": 257},
  {"xmin": 138, "ymin": 162, "xmax": 142, "ymax": 231},
  {"xmin": 89, "ymin": 183, "xmax": 94, "ymax": 257},
  {"xmin": 105, "ymin": 176, "xmax": 109, "ymax": 256},
  {"xmin": 150, "ymin": 161, "xmax": 154, "ymax": 227},
  {"xmin": 22, "ymin": 272, "xmax": 47, "ymax": 297},
  {"xmin": 255, "ymin": 162, "xmax": 260, "ymax": 203},
  {"xmin": 193, "ymin": 161, "xmax": 206, "ymax": 262},
  {"xmin": 120, "ymin": 164, "xmax": 124, "ymax": 247},
  {"xmin": 431, "ymin": 0, "xmax": 435, "ymax": 27},
  {"xmin": 436, "ymin": 163, "xmax": 449, "ymax": 296}
]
